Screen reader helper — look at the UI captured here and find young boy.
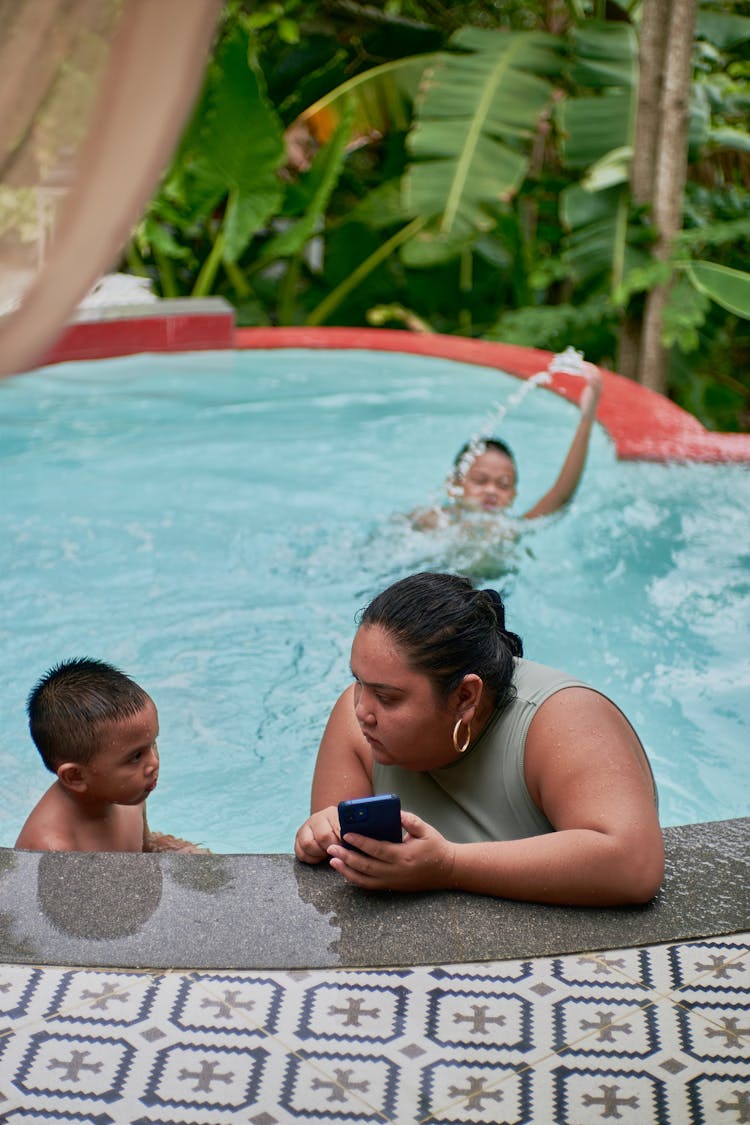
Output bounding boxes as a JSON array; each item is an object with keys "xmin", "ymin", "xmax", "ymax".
[
  {"xmin": 15, "ymin": 657, "xmax": 204, "ymax": 853},
  {"xmin": 413, "ymin": 363, "xmax": 602, "ymax": 528}
]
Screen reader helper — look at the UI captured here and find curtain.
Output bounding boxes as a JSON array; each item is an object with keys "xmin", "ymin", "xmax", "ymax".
[{"xmin": 0, "ymin": 0, "xmax": 222, "ymax": 378}]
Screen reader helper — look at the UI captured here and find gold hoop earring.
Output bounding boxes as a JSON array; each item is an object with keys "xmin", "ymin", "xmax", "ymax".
[{"xmin": 453, "ymin": 718, "xmax": 471, "ymax": 755}]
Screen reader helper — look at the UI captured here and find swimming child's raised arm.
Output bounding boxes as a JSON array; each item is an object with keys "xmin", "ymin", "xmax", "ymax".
[{"xmin": 522, "ymin": 364, "xmax": 602, "ymax": 520}]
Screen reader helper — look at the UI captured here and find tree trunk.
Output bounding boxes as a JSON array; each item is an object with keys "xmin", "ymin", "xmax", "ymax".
[
  {"xmin": 639, "ymin": 0, "xmax": 697, "ymax": 393},
  {"xmin": 617, "ymin": 0, "xmax": 696, "ymax": 390},
  {"xmin": 630, "ymin": 0, "xmax": 668, "ymax": 205},
  {"xmin": 616, "ymin": 0, "xmax": 669, "ymax": 381}
]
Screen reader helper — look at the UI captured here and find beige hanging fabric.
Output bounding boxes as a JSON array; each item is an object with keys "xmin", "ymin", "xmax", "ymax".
[{"xmin": 0, "ymin": 0, "xmax": 222, "ymax": 379}]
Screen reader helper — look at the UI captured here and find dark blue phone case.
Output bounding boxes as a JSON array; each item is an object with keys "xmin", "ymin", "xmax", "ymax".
[{"xmin": 338, "ymin": 794, "xmax": 402, "ymax": 848}]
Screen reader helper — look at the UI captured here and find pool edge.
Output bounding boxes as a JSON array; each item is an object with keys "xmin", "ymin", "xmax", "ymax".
[
  {"xmin": 29, "ymin": 305, "xmax": 750, "ymax": 464},
  {"xmin": 1, "ymin": 818, "xmax": 747, "ymax": 970}
]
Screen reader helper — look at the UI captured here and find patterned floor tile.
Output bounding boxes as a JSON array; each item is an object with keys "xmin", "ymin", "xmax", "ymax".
[
  {"xmin": 0, "ymin": 964, "xmax": 70, "ymax": 1030},
  {"xmin": 669, "ymin": 938, "xmax": 750, "ymax": 995},
  {"xmin": 170, "ymin": 972, "xmax": 287, "ymax": 1039},
  {"xmin": 627, "ymin": 937, "xmax": 747, "ymax": 1000},
  {"xmin": 674, "ymin": 997, "xmax": 750, "ymax": 1065},
  {"xmin": 551, "ymin": 947, "xmax": 655, "ymax": 993},
  {"xmin": 419, "ymin": 1057, "xmax": 530, "ymax": 1124},
  {"xmin": 0, "ymin": 935, "xmax": 748, "ymax": 1125}
]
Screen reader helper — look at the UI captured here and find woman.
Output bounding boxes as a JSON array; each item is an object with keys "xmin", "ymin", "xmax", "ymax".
[{"xmin": 294, "ymin": 572, "xmax": 663, "ymax": 906}]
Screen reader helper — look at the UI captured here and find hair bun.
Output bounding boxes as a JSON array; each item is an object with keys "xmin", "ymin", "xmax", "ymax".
[
  {"xmin": 483, "ymin": 588, "xmax": 506, "ymax": 629},
  {"xmin": 480, "ymin": 588, "xmax": 523, "ymax": 657}
]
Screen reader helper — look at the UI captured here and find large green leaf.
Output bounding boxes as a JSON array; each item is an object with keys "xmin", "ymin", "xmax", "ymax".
[
  {"xmin": 402, "ymin": 27, "xmax": 562, "ymax": 264},
  {"xmin": 696, "ymin": 9, "xmax": 750, "ymax": 49},
  {"xmin": 556, "ymin": 23, "xmax": 639, "ymax": 291},
  {"xmin": 561, "ymin": 184, "xmax": 627, "ymax": 281},
  {"xmin": 194, "ymin": 29, "xmax": 286, "ymax": 262},
  {"xmin": 558, "ymin": 91, "xmax": 633, "ymax": 170},
  {"xmin": 707, "ymin": 126, "xmax": 750, "ymax": 154},
  {"xmin": 567, "ymin": 22, "xmax": 638, "ymax": 89},
  {"xmin": 685, "ymin": 260, "xmax": 750, "ymax": 319}
]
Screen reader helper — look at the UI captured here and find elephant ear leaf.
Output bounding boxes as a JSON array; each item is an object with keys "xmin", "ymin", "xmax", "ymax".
[
  {"xmin": 402, "ymin": 28, "xmax": 562, "ymax": 267},
  {"xmin": 194, "ymin": 29, "xmax": 286, "ymax": 262}
]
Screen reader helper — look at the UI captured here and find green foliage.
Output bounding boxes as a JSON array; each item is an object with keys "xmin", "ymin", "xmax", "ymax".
[
  {"xmin": 685, "ymin": 260, "xmax": 750, "ymax": 319},
  {"xmin": 402, "ymin": 28, "xmax": 562, "ymax": 264},
  {"xmin": 486, "ymin": 294, "xmax": 616, "ymax": 354},
  {"xmin": 119, "ymin": 1, "xmax": 750, "ymax": 431},
  {"xmin": 662, "ymin": 276, "xmax": 711, "ymax": 351}
]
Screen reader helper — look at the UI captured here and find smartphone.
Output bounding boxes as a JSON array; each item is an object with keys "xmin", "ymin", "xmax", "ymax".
[{"xmin": 338, "ymin": 794, "xmax": 402, "ymax": 850}]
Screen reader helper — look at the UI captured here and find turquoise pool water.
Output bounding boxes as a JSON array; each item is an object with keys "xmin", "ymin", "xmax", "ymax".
[{"xmin": 2, "ymin": 349, "xmax": 748, "ymax": 852}]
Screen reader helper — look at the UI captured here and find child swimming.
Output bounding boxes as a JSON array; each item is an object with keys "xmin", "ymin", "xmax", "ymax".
[{"xmin": 413, "ymin": 360, "xmax": 602, "ymax": 528}]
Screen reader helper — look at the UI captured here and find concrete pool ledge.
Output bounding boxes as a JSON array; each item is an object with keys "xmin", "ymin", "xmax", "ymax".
[{"xmin": 1, "ymin": 818, "xmax": 747, "ymax": 971}]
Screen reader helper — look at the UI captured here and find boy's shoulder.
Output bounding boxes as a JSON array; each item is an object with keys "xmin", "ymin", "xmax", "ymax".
[
  {"xmin": 14, "ymin": 782, "xmax": 78, "ymax": 852},
  {"xmin": 14, "ymin": 784, "xmax": 146, "ymax": 853}
]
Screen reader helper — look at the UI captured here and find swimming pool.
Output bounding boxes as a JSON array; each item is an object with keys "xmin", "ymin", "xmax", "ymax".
[{"xmin": 2, "ymin": 347, "xmax": 749, "ymax": 852}]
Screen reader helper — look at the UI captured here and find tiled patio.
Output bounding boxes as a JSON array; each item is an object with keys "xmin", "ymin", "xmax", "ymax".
[
  {"xmin": 1, "ymin": 933, "xmax": 748, "ymax": 1123},
  {"xmin": 1, "ymin": 819, "xmax": 748, "ymax": 1122}
]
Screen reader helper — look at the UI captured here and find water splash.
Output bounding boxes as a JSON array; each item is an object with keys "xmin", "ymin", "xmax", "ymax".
[
  {"xmin": 448, "ymin": 347, "xmax": 587, "ymax": 495},
  {"xmin": 548, "ymin": 345, "xmax": 586, "ymax": 376}
]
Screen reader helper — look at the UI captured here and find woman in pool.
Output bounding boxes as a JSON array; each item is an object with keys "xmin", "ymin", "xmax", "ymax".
[
  {"xmin": 294, "ymin": 571, "xmax": 664, "ymax": 906},
  {"xmin": 413, "ymin": 362, "xmax": 602, "ymax": 527}
]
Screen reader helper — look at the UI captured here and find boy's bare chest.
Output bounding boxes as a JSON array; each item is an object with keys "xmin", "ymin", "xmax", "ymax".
[{"xmin": 77, "ymin": 803, "xmax": 144, "ymax": 852}]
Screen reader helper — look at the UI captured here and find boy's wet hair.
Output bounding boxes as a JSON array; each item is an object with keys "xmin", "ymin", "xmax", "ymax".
[
  {"xmin": 452, "ymin": 436, "xmax": 517, "ymax": 480},
  {"xmin": 27, "ymin": 657, "xmax": 152, "ymax": 772},
  {"xmin": 359, "ymin": 572, "xmax": 523, "ymax": 710}
]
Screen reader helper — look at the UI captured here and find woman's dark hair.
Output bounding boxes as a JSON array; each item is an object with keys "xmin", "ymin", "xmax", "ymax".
[
  {"xmin": 359, "ymin": 572, "xmax": 523, "ymax": 708},
  {"xmin": 27, "ymin": 657, "xmax": 152, "ymax": 772}
]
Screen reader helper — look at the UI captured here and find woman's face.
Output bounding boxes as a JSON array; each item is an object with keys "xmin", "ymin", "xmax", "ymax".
[{"xmin": 350, "ymin": 624, "xmax": 459, "ymax": 771}]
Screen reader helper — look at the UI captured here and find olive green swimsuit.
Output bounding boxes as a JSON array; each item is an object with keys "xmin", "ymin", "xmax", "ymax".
[{"xmin": 372, "ymin": 658, "xmax": 651, "ymax": 843}]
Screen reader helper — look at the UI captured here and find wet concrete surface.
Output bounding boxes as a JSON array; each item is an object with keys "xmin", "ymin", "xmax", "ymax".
[{"xmin": 1, "ymin": 818, "xmax": 747, "ymax": 970}]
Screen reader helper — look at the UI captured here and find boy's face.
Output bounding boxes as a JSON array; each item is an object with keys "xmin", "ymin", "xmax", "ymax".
[
  {"xmin": 80, "ymin": 700, "xmax": 160, "ymax": 806},
  {"xmin": 457, "ymin": 449, "xmax": 517, "ymax": 511}
]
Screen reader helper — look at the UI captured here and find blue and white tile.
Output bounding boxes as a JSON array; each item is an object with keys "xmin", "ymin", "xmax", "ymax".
[{"xmin": 0, "ymin": 933, "xmax": 748, "ymax": 1123}]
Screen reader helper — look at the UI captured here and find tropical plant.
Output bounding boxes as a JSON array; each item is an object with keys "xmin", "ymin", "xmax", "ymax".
[{"xmin": 121, "ymin": 1, "xmax": 750, "ymax": 430}]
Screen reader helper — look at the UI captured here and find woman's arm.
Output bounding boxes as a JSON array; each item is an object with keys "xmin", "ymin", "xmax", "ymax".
[
  {"xmin": 452, "ymin": 687, "xmax": 663, "ymax": 903},
  {"xmin": 326, "ymin": 687, "xmax": 664, "ymax": 905},
  {"xmin": 294, "ymin": 685, "xmax": 374, "ymax": 863},
  {"xmin": 522, "ymin": 365, "xmax": 602, "ymax": 520}
]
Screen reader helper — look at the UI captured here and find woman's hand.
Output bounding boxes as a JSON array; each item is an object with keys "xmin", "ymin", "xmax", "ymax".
[
  {"xmin": 326, "ymin": 811, "xmax": 456, "ymax": 892},
  {"xmin": 294, "ymin": 805, "xmax": 342, "ymax": 864}
]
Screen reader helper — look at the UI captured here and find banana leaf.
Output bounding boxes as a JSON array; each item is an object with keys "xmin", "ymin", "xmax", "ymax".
[
  {"xmin": 556, "ymin": 23, "xmax": 638, "ymax": 291},
  {"xmin": 402, "ymin": 27, "xmax": 563, "ymax": 266},
  {"xmin": 695, "ymin": 9, "xmax": 750, "ymax": 49},
  {"xmin": 557, "ymin": 90, "xmax": 634, "ymax": 170},
  {"xmin": 685, "ymin": 260, "xmax": 750, "ymax": 319},
  {"xmin": 567, "ymin": 22, "xmax": 638, "ymax": 89}
]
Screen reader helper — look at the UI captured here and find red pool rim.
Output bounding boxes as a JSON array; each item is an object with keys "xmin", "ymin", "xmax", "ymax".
[{"xmin": 36, "ymin": 307, "xmax": 750, "ymax": 464}]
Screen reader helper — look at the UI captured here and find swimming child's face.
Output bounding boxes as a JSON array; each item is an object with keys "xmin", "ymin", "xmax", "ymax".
[
  {"xmin": 80, "ymin": 700, "xmax": 160, "ymax": 806},
  {"xmin": 457, "ymin": 449, "xmax": 517, "ymax": 511}
]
